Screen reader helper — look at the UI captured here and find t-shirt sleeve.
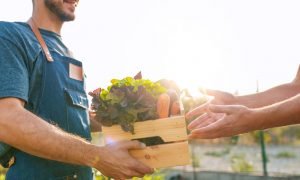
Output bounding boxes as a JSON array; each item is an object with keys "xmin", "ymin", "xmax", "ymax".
[{"xmin": 0, "ymin": 37, "xmax": 29, "ymax": 102}]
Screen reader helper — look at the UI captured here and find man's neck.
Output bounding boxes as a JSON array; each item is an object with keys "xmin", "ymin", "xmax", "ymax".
[
  {"xmin": 31, "ymin": 6, "xmax": 63, "ymax": 35},
  {"xmin": 31, "ymin": 16, "xmax": 63, "ymax": 35}
]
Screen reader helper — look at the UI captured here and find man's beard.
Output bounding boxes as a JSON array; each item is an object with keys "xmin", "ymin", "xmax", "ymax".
[{"xmin": 44, "ymin": 0, "xmax": 75, "ymax": 21}]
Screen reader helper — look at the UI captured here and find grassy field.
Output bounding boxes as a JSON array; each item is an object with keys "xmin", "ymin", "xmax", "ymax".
[{"xmin": 181, "ymin": 143, "xmax": 300, "ymax": 176}]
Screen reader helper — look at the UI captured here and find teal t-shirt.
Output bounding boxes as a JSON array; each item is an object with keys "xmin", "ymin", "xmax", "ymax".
[
  {"xmin": 0, "ymin": 21, "xmax": 72, "ymax": 159},
  {"xmin": 0, "ymin": 21, "xmax": 72, "ymax": 102}
]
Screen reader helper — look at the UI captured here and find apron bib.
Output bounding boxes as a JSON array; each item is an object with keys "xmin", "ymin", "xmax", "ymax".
[{"xmin": 6, "ymin": 50, "xmax": 93, "ymax": 180}]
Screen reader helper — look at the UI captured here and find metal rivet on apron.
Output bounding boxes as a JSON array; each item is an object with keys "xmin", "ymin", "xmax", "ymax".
[{"xmin": 8, "ymin": 156, "xmax": 15, "ymax": 168}]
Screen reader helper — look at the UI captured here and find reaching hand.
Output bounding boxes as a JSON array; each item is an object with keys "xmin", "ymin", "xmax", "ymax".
[
  {"xmin": 95, "ymin": 140, "xmax": 154, "ymax": 180},
  {"xmin": 186, "ymin": 89, "xmax": 236, "ymax": 120},
  {"xmin": 204, "ymin": 89, "xmax": 236, "ymax": 105},
  {"xmin": 188, "ymin": 104, "xmax": 256, "ymax": 139}
]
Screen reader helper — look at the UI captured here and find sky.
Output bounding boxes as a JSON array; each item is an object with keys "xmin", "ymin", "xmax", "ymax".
[{"xmin": 1, "ymin": 0, "xmax": 300, "ymax": 96}]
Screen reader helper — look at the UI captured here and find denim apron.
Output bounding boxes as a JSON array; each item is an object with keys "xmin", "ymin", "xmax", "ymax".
[{"xmin": 5, "ymin": 48, "xmax": 93, "ymax": 179}]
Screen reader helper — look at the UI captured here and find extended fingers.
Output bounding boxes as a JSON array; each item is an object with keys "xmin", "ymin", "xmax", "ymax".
[
  {"xmin": 185, "ymin": 102, "xmax": 209, "ymax": 119},
  {"xmin": 188, "ymin": 113, "xmax": 213, "ymax": 130},
  {"xmin": 192, "ymin": 117, "xmax": 217, "ymax": 130},
  {"xmin": 188, "ymin": 112, "xmax": 225, "ymax": 130},
  {"xmin": 188, "ymin": 117, "xmax": 227, "ymax": 139},
  {"xmin": 188, "ymin": 126, "xmax": 219, "ymax": 139}
]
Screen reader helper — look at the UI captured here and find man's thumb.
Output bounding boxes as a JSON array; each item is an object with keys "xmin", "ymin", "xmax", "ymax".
[
  {"xmin": 208, "ymin": 104, "xmax": 234, "ymax": 114},
  {"xmin": 123, "ymin": 140, "xmax": 146, "ymax": 150}
]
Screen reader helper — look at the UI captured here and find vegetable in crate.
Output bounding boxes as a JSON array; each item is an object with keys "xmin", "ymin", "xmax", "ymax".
[{"xmin": 90, "ymin": 72, "xmax": 175, "ymax": 134}]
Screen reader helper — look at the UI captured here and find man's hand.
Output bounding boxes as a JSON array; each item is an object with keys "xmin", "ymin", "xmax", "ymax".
[
  {"xmin": 185, "ymin": 89, "xmax": 236, "ymax": 120},
  {"xmin": 89, "ymin": 111, "xmax": 102, "ymax": 132},
  {"xmin": 95, "ymin": 140, "xmax": 154, "ymax": 179},
  {"xmin": 188, "ymin": 104, "xmax": 256, "ymax": 139}
]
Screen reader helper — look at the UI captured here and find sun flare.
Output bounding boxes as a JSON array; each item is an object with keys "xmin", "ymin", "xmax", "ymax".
[{"xmin": 162, "ymin": 59, "xmax": 224, "ymax": 97}]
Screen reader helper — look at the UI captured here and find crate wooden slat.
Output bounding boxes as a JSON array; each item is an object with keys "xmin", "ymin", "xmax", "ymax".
[
  {"xmin": 102, "ymin": 116, "xmax": 187, "ymax": 143},
  {"xmin": 130, "ymin": 141, "xmax": 190, "ymax": 168},
  {"xmin": 102, "ymin": 116, "xmax": 191, "ymax": 168}
]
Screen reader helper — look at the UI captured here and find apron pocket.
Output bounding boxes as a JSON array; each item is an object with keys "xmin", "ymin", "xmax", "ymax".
[
  {"xmin": 64, "ymin": 88, "xmax": 88, "ymax": 109},
  {"xmin": 64, "ymin": 88, "xmax": 91, "ymax": 141}
]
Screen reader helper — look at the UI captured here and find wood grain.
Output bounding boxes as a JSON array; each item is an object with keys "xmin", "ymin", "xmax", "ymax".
[
  {"xmin": 102, "ymin": 116, "xmax": 191, "ymax": 168},
  {"xmin": 130, "ymin": 141, "xmax": 190, "ymax": 168},
  {"xmin": 102, "ymin": 116, "xmax": 187, "ymax": 143}
]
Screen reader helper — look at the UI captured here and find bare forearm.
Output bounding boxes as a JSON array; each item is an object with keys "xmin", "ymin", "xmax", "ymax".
[
  {"xmin": 254, "ymin": 93, "xmax": 300, "ymax": 130},
  {"xmin": 0, "ymin": 101, "xmax": 99, "ymax": 167},
  {"xmin": 236, "ymin": 82, "xmax": 300, "ymax": 108}
]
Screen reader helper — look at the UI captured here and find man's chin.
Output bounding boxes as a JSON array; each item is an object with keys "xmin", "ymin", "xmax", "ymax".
[{"xmin": 60, "ymin": 14, "xmax": 76, "ymax": 22}]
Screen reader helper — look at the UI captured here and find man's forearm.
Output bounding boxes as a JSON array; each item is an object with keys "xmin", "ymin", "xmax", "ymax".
[
  {"xmin": 236, "ymin": 66, "xmax": 300, "ymax": 108},
  {"xmin": 254, "ymin": 93, "xmax": 300, "ymax": 130},
  {"xmin": 236, "ymin": 82, "xmax": 300, "ymax": 108},
  {"xmin": 0, "ymin": 99, "xmax": 99, "ymax": 167}
]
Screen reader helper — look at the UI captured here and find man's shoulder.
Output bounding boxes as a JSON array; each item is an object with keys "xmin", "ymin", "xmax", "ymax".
[
  {"xmin": 0, "ymin": 21, "xmax": 41, "ymax": 64},
  {"xmin": 0, "ymin": 21, "xmax": 20, "ymax": 27},
  {"xmin": 0, "ymin": 21, "xmax": 31, "ymax": 40}
]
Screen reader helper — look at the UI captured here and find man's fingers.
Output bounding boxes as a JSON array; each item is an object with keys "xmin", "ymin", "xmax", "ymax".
[
  {"xmin": 205, "ymin": 89, "xmax": 230, "ymax": 99},
  {"xmin": 208, "ymin": 104, "xmax": 235, "ymax": 114},
  {"xmin": 124, "ymin": 165, "xmax": 153, "ymax": 179},
  {"xmin": 119, "ymin": 141, "xmax": 154, "ymax": 174},
  {"xmin": 185, "ymin": 89, "xmax": 225, "ymax": 120},
  {"xmin": 188, "ymin": 113, "xmax": 210, "ymax": 130},
  {"xmin": 193, "ymin": 118, "xmax": 217, "ymax": 130},
  {"xmin": 132, "ymin": 161, "xmax": 154, "ymax": 175},
  {"xmin": 189, "ymin": 120, "xmax": 223, "ymax": 139},
  {"xmin": 185, "ymin": 102, "xmax": 209, "ymax": 119},
  {"xmin": 188, "ymin": 129, "xmax": 217, "ymax": 139},
  {"xmin": 204, "ymin": 89, "xmax": 219, "ymax": 96},
  {"xmin": 125, "ymin": 143, "xmax": 154, "ymax": 174},
  {"xmin": 121, "ymin": 140, "xmax": 146, "ymax": 150},
  {"xmin": 123, "ymin": 169, "xmax": 144, "ymax": 179}
]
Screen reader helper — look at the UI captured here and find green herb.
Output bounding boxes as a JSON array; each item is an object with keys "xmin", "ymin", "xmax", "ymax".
[{"xmin": 91, "ymin": 76, "xmax": 166, "ymax": 134}]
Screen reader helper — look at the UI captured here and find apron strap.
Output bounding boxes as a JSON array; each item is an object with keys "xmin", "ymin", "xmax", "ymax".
[{"xmin": 27, "ymin": 18, "xmax": 53, "ymax": 62}]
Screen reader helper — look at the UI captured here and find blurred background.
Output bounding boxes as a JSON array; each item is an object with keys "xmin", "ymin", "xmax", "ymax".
[{"xmin": 1, "ymin": 0, "xmax": 300, "ymax": 179}]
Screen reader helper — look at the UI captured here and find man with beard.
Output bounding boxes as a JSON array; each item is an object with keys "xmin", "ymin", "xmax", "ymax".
[{"xmin": 0, "ymin": 0, "xmax": 153, "ymax": 179}]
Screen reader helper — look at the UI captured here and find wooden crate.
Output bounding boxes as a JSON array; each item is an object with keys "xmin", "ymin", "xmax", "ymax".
[{"xmin": 102, "ymin": 116, "xmax": 190, "ymax": 168}]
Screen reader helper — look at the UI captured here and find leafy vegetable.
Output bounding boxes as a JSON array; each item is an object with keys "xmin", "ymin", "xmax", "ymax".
[{"xmin": 90, "ymin": 75, "xmax": 167, "ymax": 133}]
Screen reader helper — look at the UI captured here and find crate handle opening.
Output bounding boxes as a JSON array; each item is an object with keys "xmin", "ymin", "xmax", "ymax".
[{"xmin": 132, "ymin": 136, "xmax": 166, "ymax": 146}]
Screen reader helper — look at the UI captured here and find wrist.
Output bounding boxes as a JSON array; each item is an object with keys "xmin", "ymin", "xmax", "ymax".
[
  {"xmin": 249, "ymin": 108, "xmax": 266, "ymax": 130},
  {"xmin": 237, "ymin": 107, "xmax": 262, "ymax": 132},
  {"xmin": 81, "ymin": 144, "xmax": 102, "ymax": 167},
  {"xmin": 251, "ymin": 106, "xmax": 279, "ymax": 130}
]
